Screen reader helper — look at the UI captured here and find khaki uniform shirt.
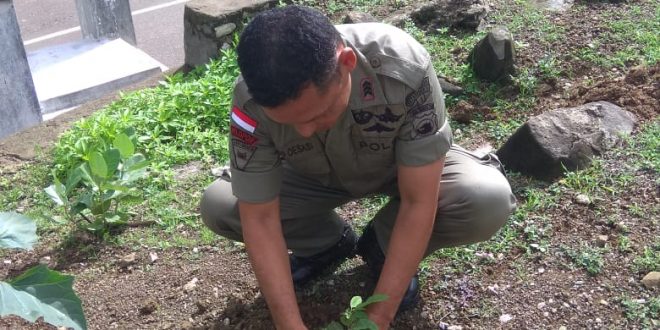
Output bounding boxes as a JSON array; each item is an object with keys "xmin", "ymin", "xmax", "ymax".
[{"xmin": 228, "ymin": 23, "xmax": 453, "ymax": 203}]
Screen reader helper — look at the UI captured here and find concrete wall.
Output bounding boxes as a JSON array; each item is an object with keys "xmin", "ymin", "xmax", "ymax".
[
  {"xmin": 75, "ymin": 0, "xmax": 137, "ymax": 45},
  {"xmin": 0, "ymin": 0, "xmax": 42, "ymax": 140}
]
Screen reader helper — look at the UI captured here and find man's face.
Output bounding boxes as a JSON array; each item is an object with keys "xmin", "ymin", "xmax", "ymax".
[{"xmin": 264, "ymin": 47, "xmax": 356, "ymax": 138}]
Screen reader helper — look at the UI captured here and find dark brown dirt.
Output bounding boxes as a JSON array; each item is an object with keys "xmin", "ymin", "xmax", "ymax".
[{"xmin": 1, "ymin": 1, "xmax": 658, "ymax": 329}]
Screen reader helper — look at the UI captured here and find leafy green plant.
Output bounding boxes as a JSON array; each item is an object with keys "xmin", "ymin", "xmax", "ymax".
[
  {"xmin": 0, "ymin": 212, "xmax": 87, "ymax": 330},
  {"xmin": 632, "ymin": 242, "xmax": 660, "ymax": 274},
  {"xmin": 621, "ymin": 296, "xmax": 660, "ymax": 326},
  {"xmin": 45, "ymin": 129, "xmax": 148, "ymax": 235},
  {"xmin": 324, "ymin": 294, "xmax": 388, "ymax": 330},
  {"xmin": 563, "ymin": 244, "xmax": 605, "ymax": 276}
]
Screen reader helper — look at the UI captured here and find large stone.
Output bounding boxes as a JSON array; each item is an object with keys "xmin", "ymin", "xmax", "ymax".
[
  {"xmin": 184, "ymin": 0, "xmax": 278, "ymax": 68},
  {"xmin": 410, "ymin": 0, "xmax": 490, "ymax": 30},
  {"xmin": 496, "ymin": 101, "xmax": 636, "ymax": 181},
  {"xmin": 641, "ymin": 272, "xmax": 660, "ymax": 288},
  {"xmin": 0, "ymin": 0, "xmax": 42, "ymax": 139},
  {"xmin": 470, "ymin": 26, "xmax": 515, "ymax": 82}
]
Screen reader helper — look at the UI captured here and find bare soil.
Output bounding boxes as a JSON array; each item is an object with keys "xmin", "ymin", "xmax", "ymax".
[{"xmin": 1, "ymin": 1, "xmax": 658, "ymax": 329}]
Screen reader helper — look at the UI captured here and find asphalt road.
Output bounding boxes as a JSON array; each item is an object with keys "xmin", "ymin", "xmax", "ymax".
[{"xmin": 13, "ymin": 0, "xmax": 188, "ymax": 70}]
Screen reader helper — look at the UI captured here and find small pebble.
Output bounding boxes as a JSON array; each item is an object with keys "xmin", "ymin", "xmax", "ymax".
[
  {"xmin": 499, "ymin": 314, "xmax": 513, "ymax": 323},
  {"xmin": 575, "ymin": 194, "xmax": 591, "ymax": 205},
  {"xmin": 538, "ymin": 302, "xmax": 546, "ymax": 309}
]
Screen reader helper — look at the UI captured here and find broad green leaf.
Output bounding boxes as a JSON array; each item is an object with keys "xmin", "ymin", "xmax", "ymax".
[
  {"xmin": 123, "ymin": 154, "xmax": 148, "ymax": 171},
  {"xmin": 0, "ymin": 212, "xmax": 37, "ymax": 249},
  {"xmin": 90, "ymin": 199, "xmax": 111, "ymax": 215},
  {"xmin": 64, "ymin": 168, "xmax": 82, "ymax": 194},
  {"xmin": 102, "ymin": 149, "xmax": 121, "ymax": 175},
  {"xmin": 88, "ymin": 152, "xmax": 108, "ymax": 178},
  {"xmin": 350, "ymin": 296, "xmax": 363, "ymax": 309},
  {"xmin": 1, "ymin": 265, "xmax": 87, "ymax": 330},
  {"xmin": 353, "ymin": 317, "xmax": 378, "ymax": 330},
  {"xmin": 113, "ymin": 133, "xmax": 134, "ymax": 158},
  {"xmin": 359, "ymin": 294, "xmax": 388, "ymax": 308},
  {"xmin": 44, "ymin": 183, "xmax": 66, "ymax": 206},
  {"xmin": 76, "ymin": 164, "xmax": 95, "ymax": 187},
  {"xmin": 103, "ymin": 213, "xmax": 127, "ymax": 224}
]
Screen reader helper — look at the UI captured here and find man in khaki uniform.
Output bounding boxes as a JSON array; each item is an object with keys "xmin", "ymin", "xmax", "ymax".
[{"xmin": 201, "ymin": 5, "xmax": 516, "ymax": 328}]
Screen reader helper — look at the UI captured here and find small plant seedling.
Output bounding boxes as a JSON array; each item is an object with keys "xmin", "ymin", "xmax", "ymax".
[
  {"xmin": 44, "ymin": 128, "xmax": 148, "ymax": 236},
  {"xmin": 323, "ymin": 294, "xmax": 388, "ymax": 330}
]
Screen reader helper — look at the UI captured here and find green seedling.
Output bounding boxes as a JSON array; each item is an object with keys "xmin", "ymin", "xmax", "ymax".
[
  {"xmin": 44, "ymin": 129, "xmax": 148, "ymax": 236},
  {"xmin": 324, "ymin": 294, "xmax": 388, "ymax": 330}
]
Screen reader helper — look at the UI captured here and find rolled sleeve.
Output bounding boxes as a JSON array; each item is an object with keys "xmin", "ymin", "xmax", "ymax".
[
  {"xmin": 230, "ymin": 166, "xmax": 283, "ymax": 203},
  {"xmin": 396, "ymin": 65, "xmax": 453, "ymax": 166}
]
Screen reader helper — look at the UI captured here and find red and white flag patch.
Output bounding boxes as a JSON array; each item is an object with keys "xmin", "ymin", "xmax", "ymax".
[{"xmin": 231, "ymin": 106, "xmax": 258, "ymax": 133}]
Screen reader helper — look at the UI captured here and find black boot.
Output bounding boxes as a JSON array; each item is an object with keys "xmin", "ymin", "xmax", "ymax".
[
  {"xmin": 289, "ymin": 224, "xmax": 357, "ymax": 288},
  {"xmin": 356, "ymin": 221, "xmax": 421, "ymax": 313}
]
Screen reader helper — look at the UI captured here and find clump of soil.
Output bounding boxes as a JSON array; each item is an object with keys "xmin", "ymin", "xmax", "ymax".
[{"xmin": 570, "ymin": 64, "xmax": 660, "ymax": 121}]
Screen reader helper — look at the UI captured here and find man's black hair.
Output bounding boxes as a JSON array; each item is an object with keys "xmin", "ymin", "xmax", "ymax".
[{"xmin": 237, "ymin": 5, "xmax": 342, "ymax": 108}]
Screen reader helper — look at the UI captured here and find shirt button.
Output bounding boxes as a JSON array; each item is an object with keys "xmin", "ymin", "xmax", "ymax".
[{"xmin": 370, "ymin": 57, "xmax": 381, "ymax": 68}]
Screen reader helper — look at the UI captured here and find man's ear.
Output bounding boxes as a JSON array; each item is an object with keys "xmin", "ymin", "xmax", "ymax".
[{"xmin": 338, "ymin": 47, "xmax": 357, "ymax": 72}]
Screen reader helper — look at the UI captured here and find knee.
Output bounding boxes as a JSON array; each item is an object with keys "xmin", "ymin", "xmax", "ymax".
[
  {"xmin": 200, "ymin": 179, "xmax": 239, "ymax": 237},
  {"xmin": 458, "ymin": 175, "xmax": 516, "ymax": 241}
]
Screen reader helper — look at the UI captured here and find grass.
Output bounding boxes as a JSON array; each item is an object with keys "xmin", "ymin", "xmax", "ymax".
[{"xmin": 575, "ymin": 1, "xmax": 660, "ymax": 68}]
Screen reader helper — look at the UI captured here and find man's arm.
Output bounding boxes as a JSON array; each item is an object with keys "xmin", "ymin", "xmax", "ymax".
[
  {"xmin": 239, "ymin": 198, "xmax": 307, "ymax": 329},
  {"xmin": 367, "ymin": 157, "xmax": 445, "ymax": 328}
]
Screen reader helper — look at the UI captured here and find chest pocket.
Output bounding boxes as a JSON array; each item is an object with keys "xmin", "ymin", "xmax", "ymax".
[
  {"xmin": 282, "ymin": 138, "xmax": 330, "ymax": 176},
  {"xmin": 350, "ymin": 105, "xmax": 404, "ymax": 165}
]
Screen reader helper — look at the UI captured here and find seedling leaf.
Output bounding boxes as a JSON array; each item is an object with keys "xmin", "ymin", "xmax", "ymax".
[
  {"xmin": 0, "ymin": 212, "xmax": 37, "ymax": 249},
  {"xmin": 1, "ymin": 265, "xmax": 87, "ymax": 330}
]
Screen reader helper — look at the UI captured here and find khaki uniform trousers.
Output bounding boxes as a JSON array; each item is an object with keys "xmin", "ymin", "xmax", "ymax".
[{"xmin": 200, "ymin": 145, "xmax": 517, "ymax": 257}]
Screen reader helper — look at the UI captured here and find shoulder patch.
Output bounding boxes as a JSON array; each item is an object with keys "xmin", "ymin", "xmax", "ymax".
[{"xmin": 231, "ymin": 106, "xmax": 258, "ymax": 133}]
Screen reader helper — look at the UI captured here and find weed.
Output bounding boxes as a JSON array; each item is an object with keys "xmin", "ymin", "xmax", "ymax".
[
  {"xmin": 621, "ymin": 296, "xmax": 660, "ymax": 326},
  {"xmin": 632, "ymin": 242, "xmax": 660, "ymax": 274},
  {"xmin": 563, "ymin": 244, "xmax": 605, "ymax": 276}
]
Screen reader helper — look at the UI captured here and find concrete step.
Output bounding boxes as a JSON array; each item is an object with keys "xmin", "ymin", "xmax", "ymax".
[{"xmin": 28, "ymin": 38, "xmax": 166, "ymax": 114}]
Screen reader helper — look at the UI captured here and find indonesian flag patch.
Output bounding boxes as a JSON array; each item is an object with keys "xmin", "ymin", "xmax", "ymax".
[{"xmin": 231, "ymin": 106, "xmax": 258, "ymax": 133}]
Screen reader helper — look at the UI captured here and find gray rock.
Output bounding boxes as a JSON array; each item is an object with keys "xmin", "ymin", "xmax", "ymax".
[
  {"xmin": 496, "ymin": 101, "xmax": 636, "ymax": 181},
  {"xmin": 184, "ymin": 0, "xmax": 278, "ymax": 68},
  {"xmin": 411, "ymin": 0, "xmax": 490, "ymax": 30},
  {"xmin": 641, "ymin": 272, "xmax": 660, "ymax": 288},
  {"xmin": 470, "ymin": 26, "xmax": 515, "ymax": 82},
  {"xmin": 342, "ymin": 11, "xmax": 378, "ymax": 24},
  {"xmin": 438, "ymin": 76, "xmax": 464, "ymax": 96}
]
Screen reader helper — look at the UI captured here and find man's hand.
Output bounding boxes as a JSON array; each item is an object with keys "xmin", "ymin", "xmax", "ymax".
[
  {"xmin": 367, "ymin": 157, "xmax": 445, "ymax": 327},
  {"xmin": 239, "ymin": 198, "xmax": 307, "ymax": 329}
]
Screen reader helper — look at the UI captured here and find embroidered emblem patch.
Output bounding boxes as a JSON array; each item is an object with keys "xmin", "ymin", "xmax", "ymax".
[
  {"xmin": 231, "ymin": 140, "xmax": 257, "ymax": 170},
  {"xmin": 412, "ymin": 112, "xmax": 438, "ymax": 139},
  {"xmin": 361, "ymin": 77, "xmax": 375, "ymax": 101},
  {"xmin": 231, "ymin": 106, "xmax": 257, "ymax": 133},
  {"xmin": 375, "ymin": 108, "xmax": 402, "ymax": 123},
  {"xmin": 352, "ymin": 107, "xmax": 402, "ymax": 133},
  {"xmin": 405, "ymin": 77, "xmax": 431, "ymax": 108},
  {"xmin": 231, "ymin": 126, "xmax": 258, "ymax": 145},
  {"xmin": 365, "ymin": 123, "xmax": 395, "ymax": 133}
]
